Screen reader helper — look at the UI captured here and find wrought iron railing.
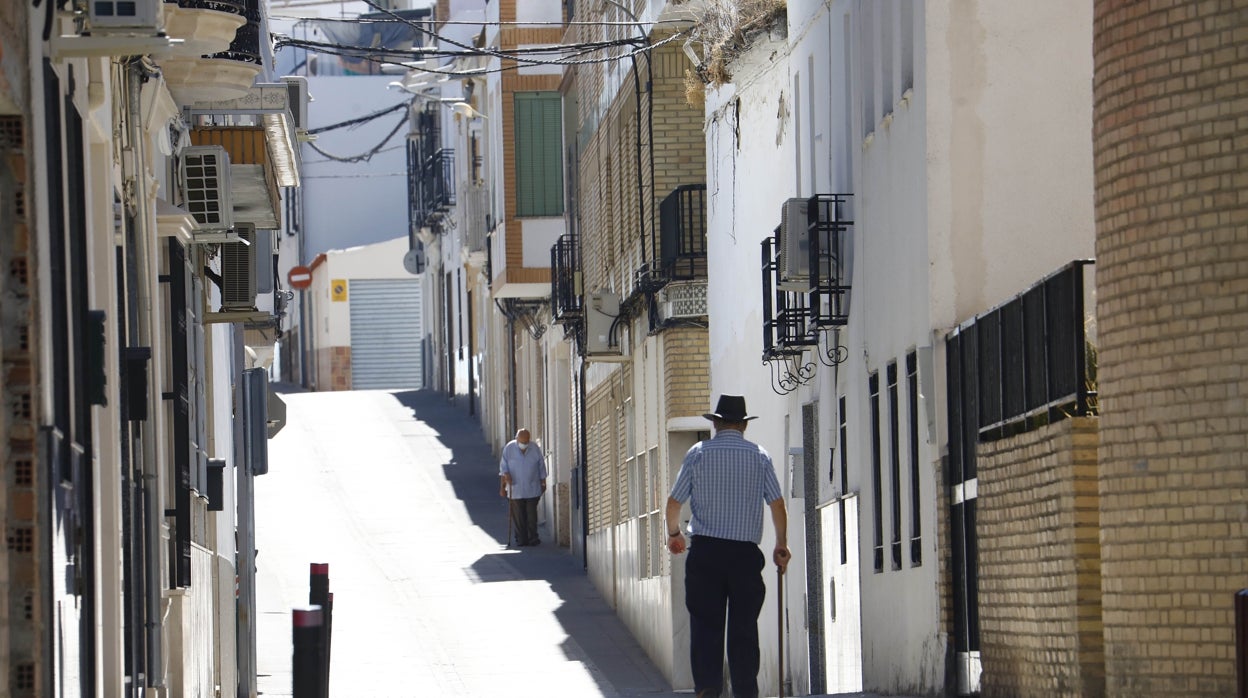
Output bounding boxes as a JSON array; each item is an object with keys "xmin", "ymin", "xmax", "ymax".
[
  {"xmin": 209, "ymin": 0, "xmax": 261, "ymax": 64},
  {"xmin": 408, "ymin": 144, "xmax": 456, "ymax": 230},
  {"xmin": 551, "ymin": 234, "xmax": 582, "ymax": 323},
  {"xmin": 169, "ymin": 0, "xmax": 245, "ymax": 15},
  {"xmin": 659, "ymin": 184, "xmax": 707, "ymax": 280}
]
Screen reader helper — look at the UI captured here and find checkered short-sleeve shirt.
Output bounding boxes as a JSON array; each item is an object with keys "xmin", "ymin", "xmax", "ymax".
[{"xmin": 669, "ymin": 429, "xmax": 782, "ymax": 544}]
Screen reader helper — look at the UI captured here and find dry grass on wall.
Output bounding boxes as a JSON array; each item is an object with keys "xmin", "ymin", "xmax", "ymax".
[{"xmin": 681, "ymin": 0, "xmax": 786, "ymax": 87}]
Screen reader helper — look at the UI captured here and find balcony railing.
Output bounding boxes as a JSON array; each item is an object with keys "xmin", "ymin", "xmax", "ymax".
[
  {"xmin": 168, "ymin": 0, "xmax": 245, "ymax": 14},
  {"xmin": 761, "ymin": 235, "xmax": 817, "ymax": 358},
  {"xmin": 209, "ymin": 0, "xmax": 261, "ymax": 64},
  {"xmin": 551, "ymin": 234, "xmax": 582, "ymax": 324},
  {"xmin": 408, "ymin": 146, "xmax": 455, "ymax": 230},
  {"xmin": 659, "ymin": 184, "xmax": 708, "ymax": 281}
]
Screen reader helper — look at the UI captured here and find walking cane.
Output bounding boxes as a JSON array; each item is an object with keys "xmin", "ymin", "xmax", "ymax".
[
  {"xmin": 504, "ymin": 480, "xmax": 513, "ymax": 549},
  {"xmin": 777, "ymin": 562, "xmax": 785, "ymax": 698}
]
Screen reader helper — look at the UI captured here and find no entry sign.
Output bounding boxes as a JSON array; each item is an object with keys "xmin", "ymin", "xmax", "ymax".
[{"xmin": 287, "ymin": 265, "xmax": 313, "ymax": 290}]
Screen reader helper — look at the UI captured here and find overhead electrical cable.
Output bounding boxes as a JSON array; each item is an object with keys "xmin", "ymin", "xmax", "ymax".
[
  {"xmin": 306, "ymin": 101, "xmax": 408, "ymax": 135},
  {"xmin": 306, "ymin": 111, "xmax": 408, "ymax": 163}
]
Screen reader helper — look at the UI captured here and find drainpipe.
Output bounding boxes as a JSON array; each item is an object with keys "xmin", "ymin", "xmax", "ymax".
[{"xmin": 125, "ymin": 60, "xmax": 164, "ymax": 690}]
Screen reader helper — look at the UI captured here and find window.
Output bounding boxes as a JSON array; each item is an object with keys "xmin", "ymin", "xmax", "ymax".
[
  {"xmin": 888, "ymin": 362, "xmax": 902, "ymax": 571},
  {"xmin": 514, "ymin": 92, "xmax": 564, "ymax": 217},
  {"xmin": 869, "ymin": 373, "xmax": 883, "ymax": 573},
  {"xmin": 907, "ymin": 351, "xmax": 922, "ymax": 566}
]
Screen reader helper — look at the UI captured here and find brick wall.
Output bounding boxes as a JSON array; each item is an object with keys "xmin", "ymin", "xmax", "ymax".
[
  {"xmin": 977, "ymin": 417, "xmax": 1103, "ymax": 698},
  {"xmin": 2, "ymin": 111, "xmax": 42, "ymax": 694},
  {"xmin": 1092, "ymin": 3, "xmax": 1248, "ymax": 695},
  {"xmin": 662, "ymin": 328, "xmax": 709, "ymax": 419}
]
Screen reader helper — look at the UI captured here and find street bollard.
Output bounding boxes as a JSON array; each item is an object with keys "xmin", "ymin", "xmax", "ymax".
[
  {"xmin": 325, "ymin": 591, "xmax": 334, "ymax": 695},
  {"xmin": 1237, "ymin": 589, "xmax": 1248, "ymax": 698},
  {"xmin": 292, "ymin": 606, "xmax": 325, "ymax": 698},
  {"xmin": 310, "ymin": 563, "xmax": 331, "ymax": 698}
]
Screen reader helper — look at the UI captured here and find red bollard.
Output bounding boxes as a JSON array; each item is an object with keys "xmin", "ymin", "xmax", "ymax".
[
  {"xmin": 1237, "ymin": 589, "xmax": 1248, "ymax": 698},
  {"xmin": 292, "ymin": 606, "xmax": 324, "ymax": 698}
]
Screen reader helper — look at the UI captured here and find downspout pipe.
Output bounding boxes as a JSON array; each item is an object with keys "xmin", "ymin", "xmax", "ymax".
[{"xmin": 125, "ymin": 59, "xmax": 164, "ymax": 690}]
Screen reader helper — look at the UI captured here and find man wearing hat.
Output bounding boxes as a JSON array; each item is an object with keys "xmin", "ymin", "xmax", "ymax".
[{"xmin": 666, "ymin": 394, "xmax": 790, "ymax": 698}]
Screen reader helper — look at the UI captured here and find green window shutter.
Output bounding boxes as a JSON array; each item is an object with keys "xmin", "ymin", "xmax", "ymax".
[{"xmin": 515, "ymin": 92, "xmax": 564, "ymax": 217}]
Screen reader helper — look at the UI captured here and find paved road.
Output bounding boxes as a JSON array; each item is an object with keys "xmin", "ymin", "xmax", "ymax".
[{"xmin": 254, "ymin": 388, "xmax": 681, "ymax": 697}]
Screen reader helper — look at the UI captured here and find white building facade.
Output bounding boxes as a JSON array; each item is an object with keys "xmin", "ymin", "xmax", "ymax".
[{"xmin": 703, "ymin": 0, "xmax": 1095, "ymax": 695}]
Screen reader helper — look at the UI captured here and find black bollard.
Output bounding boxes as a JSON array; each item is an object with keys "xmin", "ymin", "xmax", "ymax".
[
  {"xmin": 324, "ymin": 591, "xmax": 334, "ymax": 696},
  {"xmin": 310, "ymin": 563, "xmax": 331, "ymax": 698},
  {"xmin": 292, "ymin": 606, "xmax": 324, "ymax": 698},
  {"xmin": 1237, "ymin": 589, "xmax": 1248, "ymax": 698}
]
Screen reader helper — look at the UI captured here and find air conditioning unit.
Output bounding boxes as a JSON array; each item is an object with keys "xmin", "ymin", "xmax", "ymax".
[
  {"xmin": 777, "ymin": 197, "xmax": 812, "ymax": 291},
  {"xmin": 221, "ymin": 223, "xmax": 257, "ymax": 311},
  {"xmin": 280, "ymin": 76, "xmax": 310, "ymax": 133},
  {"xmin": 179, "ymin": 146, "xmax": 233, "ymax": 231},
  {"xmin": 658, "ymin": 281, "xmax": 708, "ymax": 322},
  {"xmin": 88, "ymin": 0, "xmax": 164, "ymax": 34},
  {"xmin": 585, "ymin": 290, "xmax": 623, "ymax": 357}
]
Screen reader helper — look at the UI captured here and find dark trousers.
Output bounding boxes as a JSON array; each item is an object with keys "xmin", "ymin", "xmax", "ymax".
[
  {"xmin": 685, "ymin": 536, "xmax": 766, "ymax": 698},
  {"xmin": 510, "ymin": 496, "xmax": 539, "ymax": 545}
]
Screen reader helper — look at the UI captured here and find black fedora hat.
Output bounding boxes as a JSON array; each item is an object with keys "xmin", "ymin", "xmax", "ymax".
[{"xmin": 703, "ymin": 394, "xmax": 757, "ymax": 422}]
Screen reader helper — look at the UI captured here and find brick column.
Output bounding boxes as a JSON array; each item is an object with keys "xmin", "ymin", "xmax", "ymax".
[{"xmin": 1093, "ymin": 2, "xmax": 1248, "ymax": 696}]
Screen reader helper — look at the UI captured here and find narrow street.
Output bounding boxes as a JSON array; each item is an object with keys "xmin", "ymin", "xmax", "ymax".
[{"xmin": 253, "ymin": 387, "xmax": 681, "ymax": 697}]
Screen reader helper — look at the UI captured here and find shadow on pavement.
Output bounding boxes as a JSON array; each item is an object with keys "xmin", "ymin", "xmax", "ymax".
[{"xmin": 390, "ymin": 389, "xmax": 678, "ymax": 698}]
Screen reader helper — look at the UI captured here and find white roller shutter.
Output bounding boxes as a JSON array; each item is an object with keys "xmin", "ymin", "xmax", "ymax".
[{"xmin": 349, "ymin": 279, "xmax": 424, "ymax": 389}]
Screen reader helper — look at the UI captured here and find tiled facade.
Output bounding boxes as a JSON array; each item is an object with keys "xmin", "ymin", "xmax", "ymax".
[
  {"xmin": 316, "ymin": 347, "xmax": 352, "ymax": 392},
  {"xmin": 1093, "ymin": 2, "xmax": 1248, "ymax": 695},
  {"xmin": 977, "ymin": 417, "xmax": 1104, "ymax": 698}
]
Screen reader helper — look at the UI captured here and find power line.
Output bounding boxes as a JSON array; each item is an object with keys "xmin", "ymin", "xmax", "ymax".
[
  {"xmin": 306, "ymin": 101, "xmax": 407, "ymax": 135},
  {"xmin": 306, "ymin": 111, "xmax": 408, "ymax": 163}
]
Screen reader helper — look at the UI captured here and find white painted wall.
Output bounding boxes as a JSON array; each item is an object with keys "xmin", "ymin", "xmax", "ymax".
[
  {"xmin": 702, "ymin": 0, "xmax": 1096, "ymax": 694},
  {"xmin": 309, "ymin": 236, "xmax": 414, "ymax": 346}
]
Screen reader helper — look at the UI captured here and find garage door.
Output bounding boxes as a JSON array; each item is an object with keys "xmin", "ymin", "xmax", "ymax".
[{"xmin": 349, "ymin": 279, "xmax": 424, "ymax": 390}]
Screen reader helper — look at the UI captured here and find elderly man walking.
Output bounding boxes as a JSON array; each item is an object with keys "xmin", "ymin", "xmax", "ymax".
[
  {"xmin": 499, "ymin": 428, "xmax": 547, "ymax": 547},
  {"xmin": 666, "ymin": 395, "xmax": 790, "ymax": 698}
]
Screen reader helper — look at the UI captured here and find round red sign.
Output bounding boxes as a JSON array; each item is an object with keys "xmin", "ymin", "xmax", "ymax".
[{"xmin": 287, "ymin": 265, "xmax": 313, "ymax": 290}]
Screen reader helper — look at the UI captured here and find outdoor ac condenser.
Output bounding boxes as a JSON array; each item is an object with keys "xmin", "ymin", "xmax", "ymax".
[
  {"xmin": 777, "ymin": 197, "xmax": 813, "ymax": 292},
  {"xmin": 222, "ymin": 223, "xmax": 257, "ymax": 311},
  {"xmin": 180, "ymin": 145, "xmax": 234, "ymax": 231},
  {"xmin": 88, "ymin": 0, "xmax": 163, "ymax": 34},
  {"xmin": 585, "ymin": 290, "xmax": 622, "ymax": 357}
]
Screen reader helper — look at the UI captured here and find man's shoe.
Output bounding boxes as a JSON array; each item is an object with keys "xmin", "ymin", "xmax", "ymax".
[{"xmin": 694, "ymin": 689, "xmax": 721, "ymax": 698}]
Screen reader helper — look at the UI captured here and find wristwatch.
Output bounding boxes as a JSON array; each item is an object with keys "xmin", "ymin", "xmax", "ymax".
[{"xmin": 668, "ymin": 531, "xmax": 682, "ymax": 538}]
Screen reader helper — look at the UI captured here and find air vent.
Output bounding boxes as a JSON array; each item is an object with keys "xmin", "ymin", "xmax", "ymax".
[
  {"xmin": 180, "ymin": 146, "xmax": 233, "ymax": 230},
  {"xmin": 221, "ymin": 223, "xmax": 256, "ymax": 310}
]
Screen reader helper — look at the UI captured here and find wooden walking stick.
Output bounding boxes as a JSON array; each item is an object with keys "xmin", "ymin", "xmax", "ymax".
[
  {"xmin": 777, "ymin": 563, "xmax": 785, "ymax": 698},
  {"xmin": 503, "ymin": 476, "xmax": 513, "ymax": 549}
]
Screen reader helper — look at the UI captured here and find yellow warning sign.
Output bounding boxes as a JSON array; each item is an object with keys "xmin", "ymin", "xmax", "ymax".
[{"xmin": 331, "ymin": 279, "xmax": 347, "ymax": 302}]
